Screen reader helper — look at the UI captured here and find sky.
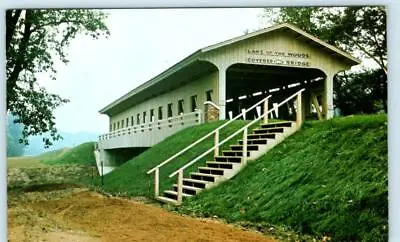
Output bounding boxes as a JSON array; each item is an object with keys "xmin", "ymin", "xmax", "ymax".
[{"xmin": 38, "ymin": 8, "xmax": 268, "ymax": 134}]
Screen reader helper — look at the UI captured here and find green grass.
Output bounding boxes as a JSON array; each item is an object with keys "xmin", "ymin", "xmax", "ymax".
[
  {"xmin": 176, "ymin": 114, "xmax": 387, "ymax": 241},
  {"xmin": 7, "ymin": 148, "xmax": 68, "ymax": 168},
  {"xmin": 89, "ymin": 120, "xmax": 259, "ymax": 196},
  {"xmin": 41, "ymin": 142, "xmax": 96, "ymax": 165},
  {"xmin": 7, "ymin": 156, "xmax": 45, "ymax": 169},
  {"xmin": 68, "ymin": 115, "xmax": 386, "ymax": 240},
  {"xmin": 38, "ymin": 148, "xmax": 68, "ymax": 160}
]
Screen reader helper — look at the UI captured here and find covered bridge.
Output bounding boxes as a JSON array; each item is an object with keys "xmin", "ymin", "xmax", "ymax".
[{"xmin": 95, "ymin": 23, "xmax": 360, "ymax": 171}]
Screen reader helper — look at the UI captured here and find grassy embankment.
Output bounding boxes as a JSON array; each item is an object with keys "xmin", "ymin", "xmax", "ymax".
[
  {"xmin": 16, "ymin": 115, "xmax": 386, "ymax": 241},
  {"xmin": 88, "ymin": 114, "xmax": 387, "ymax": 241},
  {"xmin": 176, "ymin": 114, "xmax": 387, "ymax": 241},
  {"xmin": 40, "ymin": 142, "xmax": 96, "ymax": 165}
]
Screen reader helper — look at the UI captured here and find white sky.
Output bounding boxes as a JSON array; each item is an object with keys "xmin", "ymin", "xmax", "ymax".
[{"xmin": 38, "ymin": 8, "xmax": 267, "ymax": 134}]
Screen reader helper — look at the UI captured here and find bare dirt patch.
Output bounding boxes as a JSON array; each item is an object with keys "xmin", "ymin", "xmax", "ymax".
[
  {"xmin": 8, "ymin": 188, "xmax": 276, "ymax": 242},
  {"xmin": 7, "ymin": 160, "xmax": 276, "ymax": 241}
]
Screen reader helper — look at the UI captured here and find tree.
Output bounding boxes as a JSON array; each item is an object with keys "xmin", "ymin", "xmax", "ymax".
[
  {"xmin": 6, "ymin": 9, "xmax": 110, "ymax": 147},
  {"xmin": 335, "ymin": 69, "xmax": 387, "ymax": 115},
  {"xmin": 263, "ymin": 6, "xmax": 387, "ymax": 113},
  {"xmin": 7, "ymin": 115, "xmax": 25, "ymax": 157}
]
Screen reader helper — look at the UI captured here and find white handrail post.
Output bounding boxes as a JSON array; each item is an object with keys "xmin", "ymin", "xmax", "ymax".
[
  {"xmin": 243, "ymin": 127, "xmax": 248, "ymax": 164},
  {"xmin": 155, "ymin": 167, "xmax": 159, "ymax": 197},
  {"xmin": 177, "ymin": 170, "xmax": 183, "ymax": 205},
  {"xmin": 214, "ymin": 129, "xmax": 219, "ymax": 157},
  {"xmin": 263, "ymin": 98, "xmax": 269, "ymax": 124},
  {"xmin": 242, "ymin": 109, "xmax": 246, "ymax": 120},
  {"xmin": 296, "ymin": 92, "xmax": 303, "ymax": 127}
]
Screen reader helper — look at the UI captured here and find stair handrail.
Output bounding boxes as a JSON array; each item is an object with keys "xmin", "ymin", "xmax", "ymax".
[
  {"xmin": 146, "ymin": 94, "xmax": 272, "ymax": 175},
  {"xmin": 168, "ymin": 88, "xmax": 305, "ymax": 178}
]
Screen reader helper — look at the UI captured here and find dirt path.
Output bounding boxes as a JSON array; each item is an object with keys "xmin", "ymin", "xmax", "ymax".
[{"xmin": 8, "ymin": 188, "xmax": 277, "ymax": 242}]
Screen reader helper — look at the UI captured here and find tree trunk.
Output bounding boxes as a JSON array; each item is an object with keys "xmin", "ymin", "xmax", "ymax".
[{"xmin": 7, "ymin": 10, "xmax": 33, "ymax": 110}]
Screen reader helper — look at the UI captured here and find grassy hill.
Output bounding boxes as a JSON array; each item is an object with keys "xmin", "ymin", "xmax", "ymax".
[
  {"xmin": 177, "ymin": 114, "xmax": 387, "ymax": 241},
  {"xmin": 41, "ymin": 142, "xmax": 96, "ymax": 165},
  {"xmin": 71, "ymin": 114, "xmax": 386, "ymax": 241}
]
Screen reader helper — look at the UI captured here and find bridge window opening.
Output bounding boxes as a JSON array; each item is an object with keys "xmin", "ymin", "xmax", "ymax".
[
  {"xmin": 150, "ymin": 109, "xmax": 155, "ymax": 122},
  {"xmin": 206, "ymin": 90, "xmax": 213, "ymax": 102},
  {"xmin": 131, "ymin": 116, "xmax": 134, "ymax": 126},
  {"xmin": 167, "ymin": 103, "xmax": 173, "ymax": 118},
  {"xmin": 117, "ymin": 121, "xmax": 120, "ymax": 129},
  {"xmin": 191, "ymin": 95, "xmax": 198, "ymax": 112},
  {"xmin": 137, "ymin": 114, "xmax": 140, "ymax": 125},
  {"xmin": 178, "ymin": 99, "xmax": 184, "ymax": 115},
  {"xmin": 113, "ymin": 123, "xmax": 116, "ymax": 131},
  {"xmin": 121, "ymin": 119, "xmax": 124, "ymax": 128},
  {"xmin": 143, "ymin": 111, "xmax": 147, "ymax": 124},
  {"xmin": 158, "ymin": 106, "xmax": 163, "ymax": 120},
  {"xmin": 126, "ymin": 118, "xmax": 129, "ymax": 127},
  {"xmin": 109, "ymin": 124, "xmax": 112, "ymax": 132}
]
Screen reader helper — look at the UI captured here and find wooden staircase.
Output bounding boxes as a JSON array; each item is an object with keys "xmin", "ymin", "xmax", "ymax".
[
  {"xmin": 147, "ymin": 88, "xmax": 305, "ymax": 205},
  {"xmin": 156, "ymin": 121, "xmax": 297, "ymax": 205}
]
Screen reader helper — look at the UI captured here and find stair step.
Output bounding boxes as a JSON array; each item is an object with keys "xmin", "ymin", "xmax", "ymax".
[
  {"xmin": 230, "ymin": 145, "xmax": 259, "ymax": 151},
  {"xmin": 164, "ymin": 190, "xmax": 193, "ymax": 200},
  {"xmin": 191, "ymin": 172, "xmax": 221, "ymax": 182},
  {"xmin": 261, "ymin": 121, "xmax": 293, "ymax": 129},
  {"xmin": 198, "ymin": 167, "xmax": 225, "ymax": 175},
  {"xmin": 238, "ymin": 138, "xmax": 269, "ymax": 145},
  {"xmin": 247, "ymin": 133, "xmax": 277, "ymax": 139},
  {"xmin": 173, "ymin": 184, "xmax": 203, "ymax": 195},
  {"xmin": 253, "ymin": 127, "xmax": 284, "ymax": 134},
  {"xmin": 222, "ymin": 150, "xmax": 250, "ymax": 157},
  {"xmin": 206, "ymin": 161, "xmax": 235, "ymax": 169},
  {"xmin": 183, "ymin": 178, "xmax": 210, "ymax": 188},
  {"xmin": 156, "ymin": 196, "xmax": 178, "ymax": 205},
  {"xmin": 215, "ymin": 156, "xmax": 242, "ymax": 163}
]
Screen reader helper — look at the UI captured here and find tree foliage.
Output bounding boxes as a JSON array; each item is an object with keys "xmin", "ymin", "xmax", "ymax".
[
  {"xmin": 335, "ymin": 69, "xmax": 387, "ymax": 115},
  {"xmin": 265, "ymin": 6, "xmax": 386, "ymax": 73},
  {"xmin": 6, "ymin": 9, "xmax": 110, "ymax": 147},
  {"xmin": 7, "ymin": 115, "xmax": 25, "ymax": 157},
  {"xmin": 264, "ymin": 6, "xmax": 387, "ymax": 114}
]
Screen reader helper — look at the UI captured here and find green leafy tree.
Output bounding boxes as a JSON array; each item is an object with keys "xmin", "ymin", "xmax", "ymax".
[
  {"xmin": 335, "ymin": 69, "xmax": 387, "ymax": 115},
  {"xmin": 263, "ymin": 6, "xmax": 387, "ymax": 113},
  {"xmin": 7, "ymin": 115, "xmax": 25, "ymax": 157},
  {"xmin": 6, "ymin": 9, "xmax": 110, "ymax": 147}
]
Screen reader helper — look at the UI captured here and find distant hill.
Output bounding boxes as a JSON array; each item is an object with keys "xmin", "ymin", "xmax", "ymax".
[{"xmin": 23, "ymin": 131, "xmax": 99, "ymax": 156}]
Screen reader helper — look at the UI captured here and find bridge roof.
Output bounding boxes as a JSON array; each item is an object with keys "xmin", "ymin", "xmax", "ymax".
[{"xmin": 99, "ymin": 23, "xmax": 361, "ymax": 116}]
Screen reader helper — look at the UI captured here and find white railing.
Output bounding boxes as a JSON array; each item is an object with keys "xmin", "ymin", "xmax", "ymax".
[
  {"xmin": 98, "ymin": 111, "xmax": 201, "ymax": 141},
  {"xmin": 146, "ymin": 94, "xmax": 272, "ymax": 201},
  {"xmin": 168, "ymin": 88, "xmax": 304, "ymax": 204}
]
